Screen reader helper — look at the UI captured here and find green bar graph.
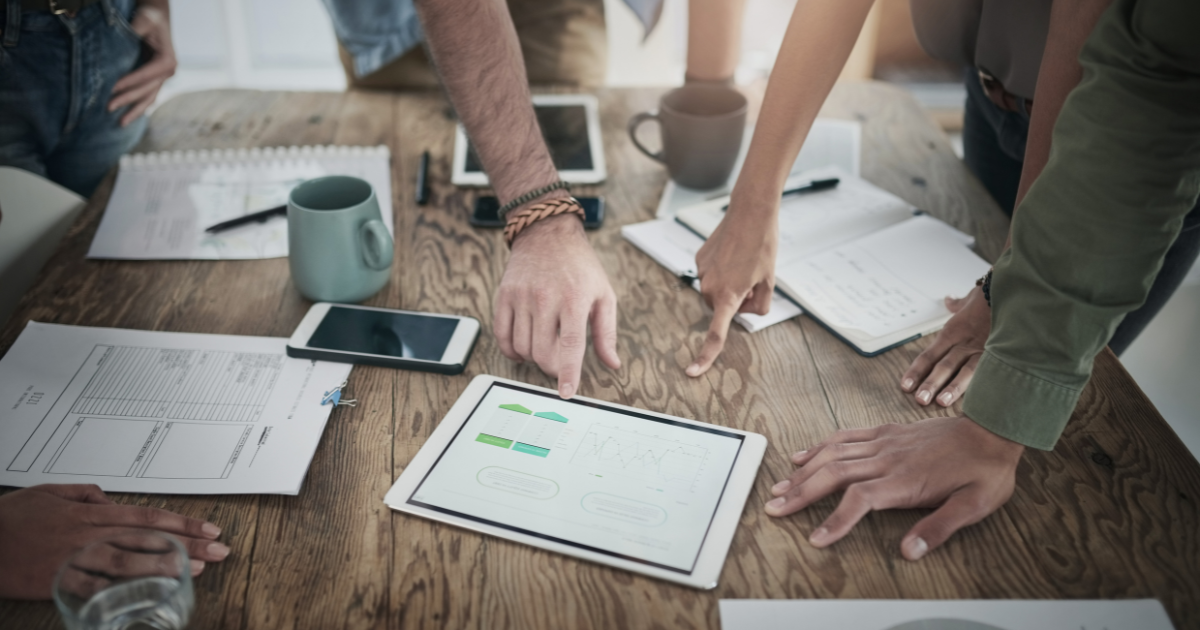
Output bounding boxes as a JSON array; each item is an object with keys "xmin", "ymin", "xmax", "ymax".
[
  {"xmin": 513, "ymin": 443, "xmax": 550, "ymax": 458},
  {"xmin": 476, "ymin": 433, "xmax": 513, "ymax": 448}
]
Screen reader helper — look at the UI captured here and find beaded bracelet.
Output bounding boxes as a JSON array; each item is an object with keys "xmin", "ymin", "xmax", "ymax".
[{"xmin": 498, "ymin": 180, "xmax": 571, "ymax": 222}]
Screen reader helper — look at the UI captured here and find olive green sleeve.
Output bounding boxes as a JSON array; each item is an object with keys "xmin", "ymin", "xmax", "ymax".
[{"xmin": 961, "ymin": 0, "xmax": 1200, "ymax": 450}]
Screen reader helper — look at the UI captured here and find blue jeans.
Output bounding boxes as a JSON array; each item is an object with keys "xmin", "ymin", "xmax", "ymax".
[
  {"xmin": 962, "ymin": 68, "xmax": 1200, "ymax": 355},
  {"xmin": 0, "ymin": 0, "xmax": 147, "ymax": 198}
]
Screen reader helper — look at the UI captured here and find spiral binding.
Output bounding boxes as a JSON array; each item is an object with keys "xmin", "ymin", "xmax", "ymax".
[{"xmin": 117, "ymin": 145, "xmax": 391, "ymax": 171}]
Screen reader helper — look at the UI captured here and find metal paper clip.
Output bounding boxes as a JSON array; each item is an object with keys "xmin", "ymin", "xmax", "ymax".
[{"xmin": 321, "ymin": 381, "xmax": 358, "ymax": 407}]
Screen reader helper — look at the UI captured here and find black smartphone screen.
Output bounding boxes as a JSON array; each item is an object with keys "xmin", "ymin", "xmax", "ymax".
[
  {"xmin": 308, "ymin": 307, "xmax": 459, "ymax": 361},
  {"xmin": 472, "ymin": 197, "xmax": 602, "ymax": 228},
  {"xmin": 464, "ymin": 105, "xmax": 593, "ymax": 173}
]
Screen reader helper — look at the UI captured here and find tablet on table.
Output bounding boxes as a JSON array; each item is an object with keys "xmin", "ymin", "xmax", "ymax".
[{"xmin": 384, "ymin": 375, "xmax": 767, "ymax": 589}]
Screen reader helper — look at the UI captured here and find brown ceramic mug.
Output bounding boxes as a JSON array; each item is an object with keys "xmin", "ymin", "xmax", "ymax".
[{"xmin": 628, "ymin": 85, "xmax": 747, "ymax": 190}]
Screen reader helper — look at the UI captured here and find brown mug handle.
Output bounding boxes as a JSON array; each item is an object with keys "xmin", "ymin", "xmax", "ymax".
[{"xmin": 627, "ymin": 111, "xmax": 665, "ymax": 163}]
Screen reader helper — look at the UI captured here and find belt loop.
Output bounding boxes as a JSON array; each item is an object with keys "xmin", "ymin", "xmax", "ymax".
[{"xmin": 3, "ymin": 0, "xmax": 21, "ymax": 47}]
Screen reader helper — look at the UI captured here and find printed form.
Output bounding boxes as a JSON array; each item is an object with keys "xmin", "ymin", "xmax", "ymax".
[{"xmin": 0, "ymin": 323, "xmax": 351, "ymax": 494}]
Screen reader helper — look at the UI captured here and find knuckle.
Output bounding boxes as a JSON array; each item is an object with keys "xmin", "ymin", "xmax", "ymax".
[
  {"xmin": 704, "ymin": 329, "xmax": 726, "ymax": 346},
  {"xmin": 138, "ymin": 507, "xmax": 161, "ymax": 526},
  {"xmin": 558, "ymin": 332, "xmax": 586, "ymax": 351}
]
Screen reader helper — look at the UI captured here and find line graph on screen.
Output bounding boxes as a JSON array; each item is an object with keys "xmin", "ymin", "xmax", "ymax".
[{"xmin": 568, "ymin": 424, "xmax": 709, "ymax": 488}]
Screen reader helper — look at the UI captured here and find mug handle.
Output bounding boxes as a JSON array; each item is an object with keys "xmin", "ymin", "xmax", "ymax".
[
  {"xmin": 359, "ymin": 219, "xmax": 394, "ymax": 271},
  {"xmin": 628, "ymin": 112, "xmax": 665, "ymax": 163}
]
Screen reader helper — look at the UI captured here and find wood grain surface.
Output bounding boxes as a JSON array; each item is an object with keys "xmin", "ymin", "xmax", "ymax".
[{"xmin": 2, "ymin": 84, "xmax": 1198, "ymax": 630}]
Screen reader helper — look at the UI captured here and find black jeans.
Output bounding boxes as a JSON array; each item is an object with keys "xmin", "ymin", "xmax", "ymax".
[{"xmin": 962, "ymin": 68, "xmax": 1200, "ymax": 356}]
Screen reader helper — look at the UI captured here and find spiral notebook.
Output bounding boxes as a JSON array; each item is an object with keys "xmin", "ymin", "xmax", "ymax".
[{"xmin": 88, "ymin": 145, "xmax": 394, "ymax": 260}]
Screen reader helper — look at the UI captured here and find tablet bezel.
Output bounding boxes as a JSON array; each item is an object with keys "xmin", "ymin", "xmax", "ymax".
[
  {"xmin": 451, "ymin": 94, "xmax": 608, "ymax": 187},
  {"xmin": 383, "ymin": 375, "xmax": 766, "ymax": 589}
]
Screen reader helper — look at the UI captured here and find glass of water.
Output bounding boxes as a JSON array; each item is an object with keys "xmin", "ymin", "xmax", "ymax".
[{"xmin": 53, "ymin": 530, "xmax": 194, "ymax": 630}]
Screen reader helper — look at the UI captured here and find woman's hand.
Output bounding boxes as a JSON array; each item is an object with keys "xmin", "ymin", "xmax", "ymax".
[{"xmin": 686, "ymin": 192, "xmax": 779, "ymax": 377}]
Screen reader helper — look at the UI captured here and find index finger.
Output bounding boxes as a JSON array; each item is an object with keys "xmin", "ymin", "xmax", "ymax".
[
  {"xmin": 685, "ymin": 295, "xmax": 740, "ymax": 377},
  {"xmin": 556, "ymin": 302, "xmax": 589, "ymax": 399},
  {"xmin": 85, "ymin": 503, "xmax": 221, "ymax": 541}
]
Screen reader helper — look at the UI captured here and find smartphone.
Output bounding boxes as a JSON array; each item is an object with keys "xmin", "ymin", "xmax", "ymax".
[
  {"xmin": 470, "ymin": 196, "xmax": 604, "ymax": 229},
  {"xmin": 287, "ymin": 303, "xmax": 480, "ymax": 374}
]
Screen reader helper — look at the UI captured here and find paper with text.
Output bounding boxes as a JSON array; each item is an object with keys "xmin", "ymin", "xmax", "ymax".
[
  {"xmin": 89, "ymin": 145, "xmax": 394, "ymax": 260},
  {"xmin": 0, "ymin": 322, "xmax": 351, "ymax": 494},
  {"xmin": 777, "ymin": 215, "xmax": 990, "ymax": 339},
  {"xmin": 718, "ymin": 599, "xmax": 1175, "ymax": 630}
]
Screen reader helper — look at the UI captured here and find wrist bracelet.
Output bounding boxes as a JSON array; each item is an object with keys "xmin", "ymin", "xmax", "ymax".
[
  {"xmin": 976, "ymin": 269, "xmax": 994, "ymax": 307},
  {"xmin": 498, "ymin": 180, "xmax": 571, "ymax": 221},
  {"xmin": 504, "ymin": 197, "xmax": 585, "ymax": 247}
]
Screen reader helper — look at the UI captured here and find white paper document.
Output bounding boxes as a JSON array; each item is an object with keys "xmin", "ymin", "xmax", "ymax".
[
  {"xmin": 621, "ymin": 220, "xmax": 803, "ymax": 332},
  {"xmin": 777, "ymin": 215, "xmax": 990, "ymax": 339},
  {"xmin": 89, "ymin": 145, "xmax": 394, "ymax": 260},
  {"xmin": 718, "ymin": 599, "xmax": 1176, "ymax": 630},
  {"xmin": 0, "ymin": 322, "xmax": 352, "ymax": 494},
  {"xmin": 656, "ymin": 119, "xmax": 861, "ymax": 219}
]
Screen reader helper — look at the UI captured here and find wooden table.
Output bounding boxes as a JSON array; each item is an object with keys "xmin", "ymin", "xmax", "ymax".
[{"xmin": 2, "ymin": 84, "xmax": 1198, "ymax": 630}]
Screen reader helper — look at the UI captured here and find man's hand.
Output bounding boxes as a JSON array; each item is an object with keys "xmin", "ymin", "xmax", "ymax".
[
  {"xmin": 495, "ymin": 213, "xmax": 620, "ymax": 399},
  {"xmin": 765, "ymin": 416, "xmax": 1023, "ymax": 560},
  {"xmin": 686, "ymin": 195, "xmax": 779, "ymax": 377},
  {"xmin": 900, "ymin": 285, "xmax": 991, "ymax": 406},
  {"xmin": 108, "ymin": 4, "xmax": 176, "ymax": 127},
  {"xmin": 0, "ymin": 484, "xmax": 229, "ymax": 600}
]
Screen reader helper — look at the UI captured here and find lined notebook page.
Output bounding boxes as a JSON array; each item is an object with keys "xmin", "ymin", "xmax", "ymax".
[
  {"xmin": 88, "ymin": 145, "xmax": 393, "ymax": 260},
  {"xmin": 776, "ymin": 215, "xmax": 990, "ymax": 339}
]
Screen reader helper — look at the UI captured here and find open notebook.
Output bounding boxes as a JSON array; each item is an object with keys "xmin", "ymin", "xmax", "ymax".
[
  {"xmin": 675, "ymin": 167, "xmax": 991, "ymax": 355},
  {"xmin": 89, "ymin": 145, "xmax": 394, "ymax": 260}
]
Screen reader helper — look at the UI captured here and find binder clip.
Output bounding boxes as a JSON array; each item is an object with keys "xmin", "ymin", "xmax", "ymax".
[{"xmin": 321, "ymin": 381, "xmax": 357, "ymax": 408}]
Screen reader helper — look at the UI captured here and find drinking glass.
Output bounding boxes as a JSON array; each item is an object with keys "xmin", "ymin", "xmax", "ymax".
[{"xmin": 53, "ymin": 530, "xmax": 194, "ymax": 630}]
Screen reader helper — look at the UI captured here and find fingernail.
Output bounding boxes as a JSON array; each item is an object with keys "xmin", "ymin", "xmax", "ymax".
[
  {"xmin": 809, "ymin": 527, "xmax": 830, "ymax": 545},
  {"xmin": 904, "ymin": 536, "xmax": 929, "ymax": 560},
  {"xmin": 189, "ymin": 559, "xmax": 205, "ymax": 576},
  {"xmin": 938, "ymin": 392, "xmax": 953, "ymax": 406},
  {"xmin": 559, "ymin": 382, "xmax": 575, "ymax": 399},
  {"xmin": 207, "ymin": 542, "xmax": 230, "ymax": 560},
  {"xmin": 202, "ymin": 522, "xmax": 221, "ymax": 538},
  {"xmin": 790, "ymin": 450, "xmax": 808, "ymax": 463},
  {"xmin": 771, "ymin": 480, "xmax": 790, "ymax": 494},
  {"xmin": 686, "ymin": 364, "xmax": 700, "ymax": 377},
  {"xmin": 901, "ymin": 378, "xmax": 913, "ymax": 391},
  {"xmin": 765, "ymin": 497, "xmax": 785, "ymax": 511},
  {"xmin": 917, "ymin": 390, "xmax": 931, "ymax": 404}
]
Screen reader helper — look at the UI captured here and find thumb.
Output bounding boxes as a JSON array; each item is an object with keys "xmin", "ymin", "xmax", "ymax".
[
  {"xmin": 31, "ymin": 483, "xmax": 112, "ymax": 504},
  {"xmin": 900, "ymin": 488, "xmax": 991, "ymax": 560},
  {"xmin": 944, "ymin": 295, "xmax": 968, "ymax": 313}
]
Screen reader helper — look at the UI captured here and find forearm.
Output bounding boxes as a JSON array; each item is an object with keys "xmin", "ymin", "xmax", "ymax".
[
  {"xmin": 963, "ymin": 0, "xmax": 1200, "ymax": 450},
  {"xmin": 414, "ymin": 0, "xmax": 560, "ymax": 205},
  {"xmin": 1012, "ymin": 0, "xmax": 1111, "ymax": 215},
  {"xmin": 730, "ymin": 0, "xmax": 875, "ymax": 214},
  {"xmin": 686, "ymin": 0, "xmax": 746, "ymax": 82},
  {"xmin": 136, "ymin": 0, "xmax": 169, "ymax": 18}
]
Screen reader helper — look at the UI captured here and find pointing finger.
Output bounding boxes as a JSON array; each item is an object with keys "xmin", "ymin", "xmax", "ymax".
[{"xmin": 686, "ymin": 295, "xmax": 741, "ymax": 377}]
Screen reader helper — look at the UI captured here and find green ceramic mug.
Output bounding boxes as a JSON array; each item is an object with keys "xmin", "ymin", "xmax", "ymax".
[{"xmin": 288, "ymin": 175, "xmax": 393, "ymax": 303}]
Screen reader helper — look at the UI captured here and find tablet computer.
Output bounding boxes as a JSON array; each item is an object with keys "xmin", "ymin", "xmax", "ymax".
[
  {"xmin": 383, "ymin": 375, "xmax": 766, "ymax": 589},
  {"xmin": 451, "ymin": 94, "xmax": 608, "ymax": 186}
]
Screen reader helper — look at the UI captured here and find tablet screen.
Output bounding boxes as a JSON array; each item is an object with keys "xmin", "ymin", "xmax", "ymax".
[
  {"xmin": 407, "ymin": 382, "xmax": 745, "ymax": 574},
  {"xmin": 464, "ymin": 104, "xmax": 594, "ymax": 173}
]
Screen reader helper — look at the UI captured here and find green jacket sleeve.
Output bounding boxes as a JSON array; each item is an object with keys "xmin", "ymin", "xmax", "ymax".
[{"xmin": 961, "ymin": 0, "xmax": 1200, "ymax": 450}]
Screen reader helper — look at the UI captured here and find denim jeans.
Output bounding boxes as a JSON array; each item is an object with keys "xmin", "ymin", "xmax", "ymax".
[
  {"xmin": 0, "ymin": 0, "xmax": 147, "ymax": 198},
  {"xmin": 962, "ymin": 68, "xmax": 1200, "ymax": 355}
]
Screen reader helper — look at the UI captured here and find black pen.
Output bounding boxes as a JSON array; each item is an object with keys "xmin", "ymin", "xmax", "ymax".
[
  {"xmin": 415, "ymin": 150, "xmax": 430, "ymax": 205},
  {"xmin": 721, "ymin": 177, "xmax": 840, "ymax": 211},
  {"xmin": 203, "ymin": 205, "xmax": 287, "ymax": 234}
]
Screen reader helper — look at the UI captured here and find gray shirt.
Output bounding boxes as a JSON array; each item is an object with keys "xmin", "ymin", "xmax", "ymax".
[{"xmin": 910, "ymin": 0, "xmax": 1052, "ymax": 100}]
